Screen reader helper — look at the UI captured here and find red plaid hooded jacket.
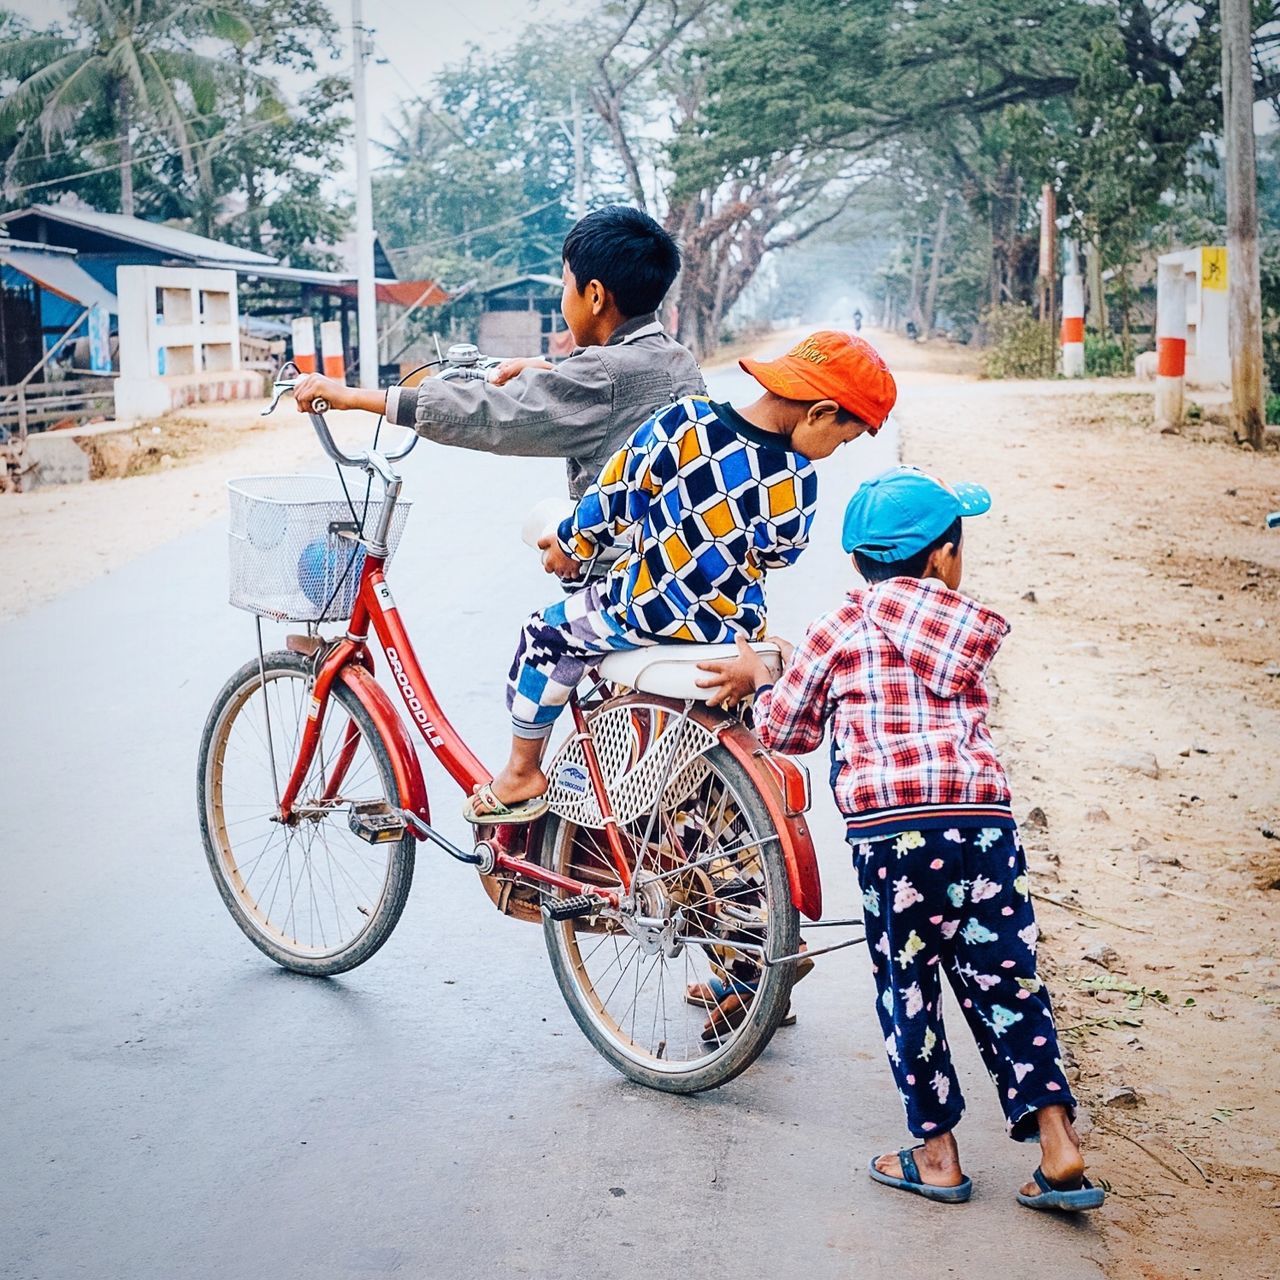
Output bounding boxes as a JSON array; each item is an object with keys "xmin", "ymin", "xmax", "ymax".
[{"xmin": 755, "ymin": 577, "xmax": 1014, "ymax": 838}]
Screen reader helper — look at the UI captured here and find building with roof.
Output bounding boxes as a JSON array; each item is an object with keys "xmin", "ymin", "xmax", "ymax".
[
  {"xmin": 0, "ymin": 228, "xmax": 117, "ymax": 385},
  {"xmin": 477, "ymin": 274, "xmax": 573, "ymax": 359},
  {"xmin": 0, "ymin": 205, "xmax": 448, "ymax": 380}
]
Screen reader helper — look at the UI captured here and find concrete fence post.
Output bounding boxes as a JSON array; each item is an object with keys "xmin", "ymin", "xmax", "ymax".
[
  {"xmin": 291, "ymin": 318, "xmax": 317, "ymax": 374},
  {"xmin": 320, "ymin": 320, "xmax": 346, "ymax": 381},
  {"xmin": 1061, "ymin": 271, "xmax": 1085, "ymax": 377},
  {"xmin": 1155, "ymin": 260, "xmax": 1187, "ymax": 430}
]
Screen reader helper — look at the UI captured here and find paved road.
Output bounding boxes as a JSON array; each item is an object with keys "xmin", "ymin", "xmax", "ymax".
[{"xmin": 0, "ymin": 355, "xmax": 1105, "ymax": 1279}]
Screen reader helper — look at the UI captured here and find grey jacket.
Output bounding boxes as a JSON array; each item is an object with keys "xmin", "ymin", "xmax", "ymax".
[{"xmin": 384, "ymin": 314, "xmax": 706, "ymax": 497}]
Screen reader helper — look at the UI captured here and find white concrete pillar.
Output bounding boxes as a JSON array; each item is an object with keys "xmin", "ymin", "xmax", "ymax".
[
  {"xmin": 1061, "ymin": 272, "xmax": 1085, "ymax": 377},
  {"xmin": 320, "ymin": 320, "xmax": 345, "ymax": 381},
  {"xmin": 1155, "ymin": 259, "xmax": 1187, "ymax": 429},
  {"xmin": 291, "ymin": 318, "xmax": 316, "ymax": 374}
]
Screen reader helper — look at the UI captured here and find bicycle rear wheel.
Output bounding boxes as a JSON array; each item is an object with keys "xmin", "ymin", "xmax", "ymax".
[
  {"xmin": 540, "ymin": 720, "xmax": 798, "ymax": 1093},
  {"xmin": 198, "ymin": 650, "xmax": 414, "ymax": 975}
]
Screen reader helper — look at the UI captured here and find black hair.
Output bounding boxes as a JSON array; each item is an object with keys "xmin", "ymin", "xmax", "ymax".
[
  {"xmin": 853, "ymin": 516, "xmax": 962, "ymax": 584},
  {"xmin": 562, "ymin": 205, "xmax": 681, "ymax": 318}
]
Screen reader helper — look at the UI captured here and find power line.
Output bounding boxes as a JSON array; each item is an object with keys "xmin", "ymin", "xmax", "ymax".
[
  {"xmin": 5, "ymin": 113, "xmax": 285, "ymax": 198},
  {"xmin": 387, "ymin": 196, "xmax": 564, "ymax": 257},
  {"xmin": 5, "ymin": 105, "xmax": 230, "ymax": 174}
]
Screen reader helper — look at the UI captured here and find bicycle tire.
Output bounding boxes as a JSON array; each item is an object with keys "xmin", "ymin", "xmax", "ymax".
[
  {"xmin": 198, "ymin": 650, "xmax": 415, "ymax": 976},
  {"xmin": 540, "ymin": 738, "xmax": 799, "ymax": 1093}
]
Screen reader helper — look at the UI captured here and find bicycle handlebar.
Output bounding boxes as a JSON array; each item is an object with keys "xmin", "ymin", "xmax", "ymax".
[{"xmin": 263, "ymin": 348, "xmax": 504, "ymax": 473}]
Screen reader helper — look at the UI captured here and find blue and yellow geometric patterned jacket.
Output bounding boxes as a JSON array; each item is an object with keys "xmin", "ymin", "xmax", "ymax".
[{"xmin": 556, "ymin": 396, "xmax": 817, "ymax": 642}]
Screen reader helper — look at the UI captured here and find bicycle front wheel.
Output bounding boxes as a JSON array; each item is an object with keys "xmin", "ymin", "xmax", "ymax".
[
  {"xmin": 541, "ymin": 729, "xmax": 799, "ymax": 1093},
  {"xmin": 198, "ymin": 650, "xmax": 414, "ymax": 975}
]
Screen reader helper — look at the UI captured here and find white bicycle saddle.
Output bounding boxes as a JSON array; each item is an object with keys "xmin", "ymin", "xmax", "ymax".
[{"xmin": 597, "ymin": 642, "xmax": 783, "ymax": 702}]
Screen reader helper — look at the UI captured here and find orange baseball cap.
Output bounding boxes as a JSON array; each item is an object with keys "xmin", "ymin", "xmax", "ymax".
[{"xmin": 740, "ymin": 331, "xmax": 897, "ymax": 431}]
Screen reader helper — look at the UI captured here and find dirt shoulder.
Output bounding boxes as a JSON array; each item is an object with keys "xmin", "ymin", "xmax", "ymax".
[{"xmin": 881, "ymin": 332, "xmax": 1280, "ymax": 1280}]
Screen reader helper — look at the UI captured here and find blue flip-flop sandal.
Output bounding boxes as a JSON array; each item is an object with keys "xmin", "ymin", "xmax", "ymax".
[
  {"xmin": 1016, "ymin": 1166, "xmax": 1105, "ymax": 1212},
  {"xmin": 867, "ymin": 1147, "xmax": 973, "ymax": 1204}
]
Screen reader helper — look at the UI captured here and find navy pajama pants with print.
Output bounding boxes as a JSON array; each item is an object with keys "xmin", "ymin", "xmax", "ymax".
[{"xmin": 852, "ymin": 824, "xmax": 1076, "ymax": 1142}]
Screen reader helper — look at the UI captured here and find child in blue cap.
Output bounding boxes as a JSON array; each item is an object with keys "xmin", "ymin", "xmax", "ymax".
[{"xmin": 697, "ymin": 465, "xmax": 1103, "ymax": 1213}]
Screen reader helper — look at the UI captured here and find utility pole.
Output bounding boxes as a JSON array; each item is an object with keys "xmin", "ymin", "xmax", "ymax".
[
  {"xmin": 352, "ymin": 0, "xmax": 378, "ymax": 389},
  {"xmin": 1037, "ymin": 183, "xmax": 1057, "ymax": 376},
  {"xmin": 544, "ymin": 90, "xmax": 587, "ymax": 219},
  {"xmin": 1222, "ymin": 0, "xmax": 1265, "ymax": 447},
  {"xmin": 571, "ymin": 87, "xmax": 585, "ymax": 221}
]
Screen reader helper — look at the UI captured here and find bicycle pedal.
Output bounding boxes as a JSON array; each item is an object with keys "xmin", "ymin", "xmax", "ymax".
[
  {"xmin": 542, "ymin": 893, "xmax": 600, "ymax": 922},
  {"xmin": 348, "ymin": 801, "xmax": 406, "ymax": 845}
]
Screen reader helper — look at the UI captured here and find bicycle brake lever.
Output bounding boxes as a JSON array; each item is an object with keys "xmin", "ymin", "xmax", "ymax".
[
  {"xmin": 262, "ymin": 380, "xmax": 329, "ymax": 417},
  {"xmin": 262, "ymin": 381, "xmax": 294, "ymax": 416}
]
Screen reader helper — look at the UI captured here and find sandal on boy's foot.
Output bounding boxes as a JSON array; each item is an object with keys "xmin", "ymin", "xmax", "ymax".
[
  {"xmin": 700, "ymin": 995, "xmax": 794, "ymax": 1042},
  {"xmin": 700, "ymin": 991, "xmax": 756, "ymax": 1042},
  {"xmin": 687, "ymin": 949, "xmax": 810, "ymax": 1012},
  {"xmin": 867, "ymin": 1148, "xmax": 973, "ymax": 1204},
  {"xmin": 1016, "ymin": 1167, "xmax": 1105, "ymax": 1213},
  {"xmin": 462, "ymin": 783, "xmax": 549, "ymax": 826}
]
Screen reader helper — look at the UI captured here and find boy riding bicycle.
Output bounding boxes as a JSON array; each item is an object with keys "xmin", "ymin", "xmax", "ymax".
[
  {"xmin": 292, "ymin": 205, "xmax": 704, "ymax": 498},
  {"xmin": 464, "ymin": 332, "xmax": 898, "ymax": 824}
]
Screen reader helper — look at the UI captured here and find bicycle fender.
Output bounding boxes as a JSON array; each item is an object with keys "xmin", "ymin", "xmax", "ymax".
[
  {"xmin": 338, "ymin": 664, "xmax": 430, "ymax": 828},
  {"xmin": 712, "ymin": 719, "xmax": 822, "ymax": 922}
]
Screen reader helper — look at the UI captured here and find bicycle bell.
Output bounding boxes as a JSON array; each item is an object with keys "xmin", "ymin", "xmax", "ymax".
[{"xmin": 445, "ymin": 343, "xmax": 481, "ymax": 367}]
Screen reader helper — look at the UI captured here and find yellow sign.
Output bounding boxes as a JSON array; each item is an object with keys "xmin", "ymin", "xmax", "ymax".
[{"xmin": 1201, "ymin": 246, "xmax": 1227, "ymax": 291}]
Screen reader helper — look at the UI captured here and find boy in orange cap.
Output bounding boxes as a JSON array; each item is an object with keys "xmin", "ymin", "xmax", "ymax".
[
  {"xmin": 464, "ymin": 329, "xmax": 898, "ymax": 825},
  {"xmin": 738, "ymin": 331, "xmax": 897, "ymax": 434}
]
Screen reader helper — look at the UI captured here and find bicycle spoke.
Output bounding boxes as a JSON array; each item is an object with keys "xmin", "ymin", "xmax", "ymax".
[{"xmin": 545, "ymin": 726, "xmax": 793, "ymax": 1076}]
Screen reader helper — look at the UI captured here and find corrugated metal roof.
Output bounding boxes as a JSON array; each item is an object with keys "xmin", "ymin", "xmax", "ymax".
[
  {"xmin": 480, "ymin": 273, "xmax": 563, "ymax": 296},
  {"xmin": 0, "ymin": 204, "xmax": 278, "ymax": 266},
  {"xmin": 0, "ymin": 246, "xmax": 119, "ymax": 312}
]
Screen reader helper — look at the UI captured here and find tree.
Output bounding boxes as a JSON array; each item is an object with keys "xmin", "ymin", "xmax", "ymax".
[
  {"xmin": 680, "ymin": 0, "xmax": 1280, "ymax": 351},
  {"xmin": 150, "ymin": 0, "xmax": 352, "ymax": 263},
  {"xmin": 582, "ymin": 0, "xmax": 872, "ymax": 355},
  {"xmin": 0, "ymin": 0, "xmax": 256, "ymax": 216},
  {"xmin": 371, "ymin": 34, "xmax": 590, "ymax": 288}
]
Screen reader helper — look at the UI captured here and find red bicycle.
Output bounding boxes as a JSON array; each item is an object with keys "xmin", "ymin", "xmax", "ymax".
[{"xmin": 198, "ymin": 360, "xmax": 840, "ymax": 1093}]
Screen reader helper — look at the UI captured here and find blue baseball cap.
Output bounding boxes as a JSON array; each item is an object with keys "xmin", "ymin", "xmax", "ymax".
[{"xmin": 841, "ymin": 466, "xmax": 991, "ymax": 560}]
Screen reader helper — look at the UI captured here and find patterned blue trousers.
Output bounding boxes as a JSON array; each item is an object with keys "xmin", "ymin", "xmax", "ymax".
[
  {"xmin": 507, "ymin": 582, "xmax": 652, "ymax": 739},
  {"xmin": 852, "ymin": 824, "xmax": 1076, "ymax": 1141}
]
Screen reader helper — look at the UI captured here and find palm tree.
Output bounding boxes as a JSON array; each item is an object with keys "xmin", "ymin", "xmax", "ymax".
[{"xmin": 0, "ymin": 1, "xmax": 255, "ymax": 216}]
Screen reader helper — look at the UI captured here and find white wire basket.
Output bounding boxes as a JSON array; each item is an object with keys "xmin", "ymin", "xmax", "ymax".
[{"xmin": 227, "ymin": 475, "xmax": 412, "ymax": 622}]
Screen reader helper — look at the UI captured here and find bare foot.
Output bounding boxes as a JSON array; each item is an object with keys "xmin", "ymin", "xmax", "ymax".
[
  {"xmin": 1020, "ymin": 1106, "xmax": 1087, "ymax": 1197},
  {"xmin": 473, "ymin": 763, "xmax": 548, "ymax": 812},
  {"xmin": 875, "ymin": 1131, "xmax": 967, "ymax": 1188}
]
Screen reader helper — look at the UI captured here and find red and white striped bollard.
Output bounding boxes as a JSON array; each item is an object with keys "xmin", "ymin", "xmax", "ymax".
[
  {"xmin": 1155, "ymin": 259, "xmax": 1187, "ymax": 430},
  {"xmin": 320, "ymin": 320, "xmax": 346, "ymax": 382},
  {"xmin": 1061, "ymin": 271, "xmax": 1085, "ymax": 377},
  {"xmin": 291, "ymin": 317, "xmax": 316, "ymax": 374}
]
